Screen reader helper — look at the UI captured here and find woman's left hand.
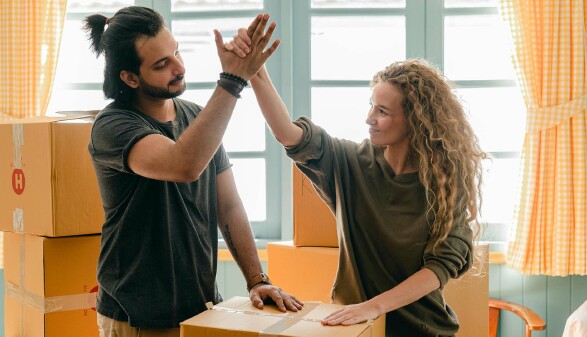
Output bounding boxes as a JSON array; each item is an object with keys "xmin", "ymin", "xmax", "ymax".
[{"xmin": 321, "ymin": 301, "xmax": 381, "ymax": 326}]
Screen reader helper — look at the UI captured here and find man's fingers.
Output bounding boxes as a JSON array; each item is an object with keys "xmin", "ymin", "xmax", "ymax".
[
  {"xmin": 251, "ymin": 13, "xmax": 270, "ymax": 44},
  {"xmin": 262, "ymin": 39, "xmax": 280, "ymax": 60},
  {"xmin": 255, "ymin": 21, "xmax": 276, "ymax": 51},
  {"xmin": 282, "ymin": 295, "xmax": 299, "ymax": 312},
  {"xmin": 268, "ymin": 290, "xmax": 286, "ymax": 312},
  {"xmin": 250, "ymin": 292, "xmax": 264, "ymax": 309},
  {"xmin": 246, "ymin": 13, "xmax": 263, "ymax": 38},
  {"xmin": 291, "ymin": 296, "xmax": 304, "ymax": 310}
]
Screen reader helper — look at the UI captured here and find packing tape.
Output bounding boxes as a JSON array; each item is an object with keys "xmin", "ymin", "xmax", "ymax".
[
  {"xmin": 12, "ymin": 124, "xmax": 24, "ymax": 232},
  {"xmin": 210, "ymin": 302, "xmax": 319, "ymax": 337},
  {"xmin": 13, "ymin": 208, "xmax": 23, "ymax": 232},
  {"xmin": 12, "ymin": 123, "xmax": 23, "ymax": 169},
  {"xmin": 5, "ymin": 282, "xmax": 97, "ymax": 313},
  {"xmin": 210, "ymin": 301, "xmax": 376, "ymax": 337}
]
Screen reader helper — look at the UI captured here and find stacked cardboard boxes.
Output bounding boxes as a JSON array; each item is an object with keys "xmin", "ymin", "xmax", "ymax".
[
  {"xmin": 267, "ymin": 165, "xmax": 489, "ymax": 337},
  {"xmin": 0, "ymin": 116, "xmax": 103, "ymax": 337}
]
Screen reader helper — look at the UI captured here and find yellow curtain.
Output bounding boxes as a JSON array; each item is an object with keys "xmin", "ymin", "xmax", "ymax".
[
  {"xmin": 500, "ymin": 0, "xmax": 586, "ymax": 276},
  {"xmin": 0, "ymin": 0, "xmax": 67, "ymax": 120}
]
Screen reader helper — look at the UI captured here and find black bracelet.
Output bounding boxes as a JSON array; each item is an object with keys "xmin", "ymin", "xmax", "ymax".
[
  {"xmin": 217, "ymin": 78, "xmax": 244, "ymax": 98},
  {"xmin": 220, "ymin": 72, "xmax": 248, "ymax": 87}
]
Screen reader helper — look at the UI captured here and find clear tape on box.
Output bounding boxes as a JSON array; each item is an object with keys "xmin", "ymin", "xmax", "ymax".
[
  {"xmin": 5, "ymin": 282, "xmax": 97, "ymax": 313},
  {"xmin": 207, "ymin": 301, "xmax": 376, "ymax": 337}
]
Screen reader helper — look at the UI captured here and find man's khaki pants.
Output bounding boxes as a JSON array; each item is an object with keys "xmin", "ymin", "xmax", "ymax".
[{"xmin": 97, "ymin": 313, "xmax": 180, "ymax": 337}]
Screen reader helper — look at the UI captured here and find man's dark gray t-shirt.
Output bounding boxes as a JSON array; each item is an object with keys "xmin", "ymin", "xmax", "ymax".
[{"xmin": 89, "ymin": 98, "xmax": 231, "ymax": 328}]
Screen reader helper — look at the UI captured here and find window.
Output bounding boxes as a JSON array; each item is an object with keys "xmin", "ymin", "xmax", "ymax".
[
  {"xmin": 440, "ymin": 1, "xmax": 525, "ymax": 243},
  {"xmin": 49, "ymin": 0, "xmax": 525, "ymax": 245}
]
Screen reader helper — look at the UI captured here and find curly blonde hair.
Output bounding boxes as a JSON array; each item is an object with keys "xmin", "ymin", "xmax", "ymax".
[{"xmin": 371, "ymin": 59, "xmax": 486, "ymax": 255}]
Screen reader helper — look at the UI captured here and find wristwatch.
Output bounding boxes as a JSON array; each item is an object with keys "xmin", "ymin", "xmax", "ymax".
[{"xmin": 246, "ymin": 272, "xmax": 272, "ymax": 292}]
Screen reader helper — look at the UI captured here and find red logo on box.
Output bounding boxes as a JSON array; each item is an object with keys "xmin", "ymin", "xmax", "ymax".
[
  {"xmin": 90, "ymin": 285, "xmax": 99, "ymax": 311},
  {"xmin": 12, "ymin": 169, "xmax": 25, "ymax": 195}
]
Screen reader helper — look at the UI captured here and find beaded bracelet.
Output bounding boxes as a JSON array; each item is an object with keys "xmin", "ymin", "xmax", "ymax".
[
  {"xmin": 217, "ymin": 77, "xmax": 245, "ymax": 98},
  {"xmin": 220, "ymin": 72, "xmax": 248, "ymax": 87}
]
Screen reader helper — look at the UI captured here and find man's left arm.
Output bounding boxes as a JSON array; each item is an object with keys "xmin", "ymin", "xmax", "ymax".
[{"xmin": 216, "ymin": 168, "xmax": 304, "ymax": 312}]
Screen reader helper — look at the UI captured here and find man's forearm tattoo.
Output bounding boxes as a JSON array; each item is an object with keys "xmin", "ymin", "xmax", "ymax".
[{"xmin": 222, "ymin": 224, "xmax": 238, "ymax": 259}]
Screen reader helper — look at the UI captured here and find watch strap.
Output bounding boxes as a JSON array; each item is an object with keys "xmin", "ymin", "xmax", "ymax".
[{"xmin": 246, "ymin": 272, "xmax": 272, "ymax": 292}]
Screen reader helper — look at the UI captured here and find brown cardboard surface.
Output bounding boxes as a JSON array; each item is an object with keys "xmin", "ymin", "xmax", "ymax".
[
  {"xmin": 292, "ymin": 165, "xmax": 338, "ymax": 247},
  {"xmin": 4, "ymin": 232, "xmax": 100, "ymax": 337},
  {"xmin": 267, "ymin": 241, "xmax": 489, "ymax": 337},
  {"xmin": 267, "ymin": 241, "xmax": 337, "ymax": 304},
  {"xmin": 180, "ymin": 296, "xmax": 385, "ymax": 337},
  {"xmin": 0, "ymin": 116, "xmax": 103, "ymax": 236},
  {"xmin": 443, "ymin": 245, "xmax": 489, "ymax": 337}
]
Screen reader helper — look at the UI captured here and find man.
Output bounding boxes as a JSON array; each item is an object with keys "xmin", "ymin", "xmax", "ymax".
[{"xmin": 83, "ymin": 6, "xmax": 302, "ymax": 336}]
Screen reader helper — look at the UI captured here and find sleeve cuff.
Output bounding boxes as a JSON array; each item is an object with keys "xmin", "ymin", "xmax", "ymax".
[{"xmin": 424, "ymin": 262, "xmax": 451, "ymax": 288}]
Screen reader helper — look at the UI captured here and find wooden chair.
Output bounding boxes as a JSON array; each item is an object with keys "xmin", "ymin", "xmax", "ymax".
[{"xmin": 489, "ymin": 298, "xmax": 546, "ymax": 337}]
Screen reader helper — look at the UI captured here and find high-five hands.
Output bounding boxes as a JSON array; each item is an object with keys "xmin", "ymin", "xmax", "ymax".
[
  {"xmin": 224, "ymin": 14, "xmax": 270, "ymax": 58},
  {"xmin": 213, "ymin": 13, "xmax": 279, "ymax": 80}
]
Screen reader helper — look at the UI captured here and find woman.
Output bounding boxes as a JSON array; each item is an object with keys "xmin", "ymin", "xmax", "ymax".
[{"xmin": 228, "ymin": 19, "xmax": 486, "ymax": 337}]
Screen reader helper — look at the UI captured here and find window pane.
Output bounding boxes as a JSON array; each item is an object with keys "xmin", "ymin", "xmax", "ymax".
[
  {"xmin": 444, "ymin": 0, "xmax": 497, "ymax": 8},
  {"xmin": 172, "ymin": 0, "xmax": 263, "ymax": 12},
  {"xmin": 66, "ymin": 0, "xmax": 134, "ymax": 13},
  {"xmin": 480, "ymin": 157, "xmax": 521, "ymax": 225},
  {"xmin": 311, "ymin": 87, "xmax": 371, "ymax": 142},
  {"xmin": 444, "ymin": 15, "xmax": 515, "ymax": 80},
  {"xmin": 173, "ymin": 18, "xmax": 252, "ymax": 83},
  {"xmin": 231, "ymin": 158, "xmax": 266, "ymax": 221},
  {"xmin": 312, "ymin": 16, "xmax": 405, "ymax": 80},
  {"xmin": 47, "ymin": 89, "xmax": 110, "ymax": 114},
  {"xmin": 456, "ymin": 87, "xmax": 526, "ymax": 152},
  {"xmin": 311, "ymin": 0, "xmax": 405, "ymax": 8},
  {"xmin": 181, "ymin": 88, "xmax": 266, "ymax": 151},
  {"xmin": 54, "ymin": 20, "xmax": 105, "ymax": 84}
]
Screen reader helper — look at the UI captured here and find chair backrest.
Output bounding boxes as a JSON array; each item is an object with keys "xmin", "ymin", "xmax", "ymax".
[{"xmin": 488, "ymin": 298, "xmax": 546, "ymax": 337}]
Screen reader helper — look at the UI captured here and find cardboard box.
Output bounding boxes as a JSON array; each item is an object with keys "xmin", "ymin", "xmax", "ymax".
[
  {"xmin": 268, "ymin": 241, "xmax": 337, "ymax": 303},
  {"xmin": 4, "ymin": 232, "xmax": 100, "ymax": 337},
  {"xmin": 443, "ymin": 245, "xmax": 489, "ymax": 337},
  {"xmin": 0, "ymin": 116, "xmax": 103, "ymax": 236},
  {"xmin": 267, "ymin": 241, "xmax": 489, "ymax": 337},
  {"xmin": 292, "ymin": 166, "xmax": 337, "ymax": 247},
  {"xmin": 180, "ymin": 296, "xmax": 385, "ymax": 337}
]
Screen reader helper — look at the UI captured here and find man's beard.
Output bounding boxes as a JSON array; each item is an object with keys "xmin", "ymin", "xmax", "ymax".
[{"xmin": 138, "ymin": 75, "xmax": 186, "ymax": 99}]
